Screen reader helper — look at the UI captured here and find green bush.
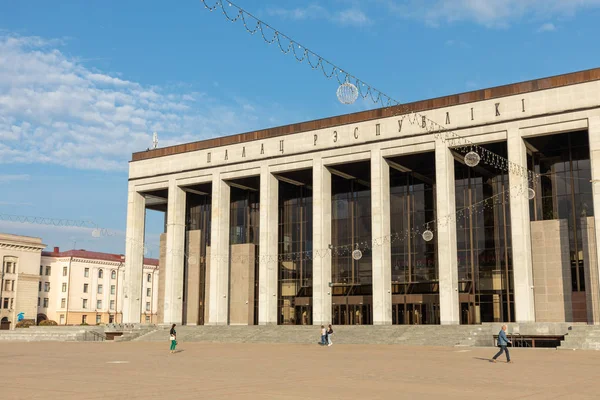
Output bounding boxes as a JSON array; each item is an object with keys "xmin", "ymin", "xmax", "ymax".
[
  {"xmin": 80, "ymin": 323, "xmax": 89, "ymax": 326},
  {"xmin": 15, "ymin": 319, "xmax": 35, "ymax": 328},
  {"xmin": 39, "ymin": 320, "xmax": 58, "ymax": 326}
]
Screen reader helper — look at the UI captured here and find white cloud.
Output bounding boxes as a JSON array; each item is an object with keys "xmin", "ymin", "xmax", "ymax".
[
  {"xmin": 537, "ymin": 22, "xmax": 556, "ymax": 32},
  {"xmin": 267, "ymin": 4, "xmax": 371, "ymax": 26},
  {"xmin": 0, "ymin": 174, "xmax": 30, "ymax": 183},
  {"xmin": 383, "ymin": 0, "xmax": 600, "ymax": 28},
  {"xmin": 0, "ymin": 34, "xmax": 274, "ymax": 171}
]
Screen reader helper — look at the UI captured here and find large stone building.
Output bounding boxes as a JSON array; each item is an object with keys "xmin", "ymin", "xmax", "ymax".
[
  {"xmin": 0, "ymin": 234, "xmax": 46, "ymax": 329},
  {"xmin": 1, "ymin": 233, "xmax": 159, "ymax": 329},
  {"xmin": 38, "ymin": 248, "xmax": 159, "ymax": 325},
  {"xmin": 123, "ymin": 68, "xmax": 600, "ymax": 327}
]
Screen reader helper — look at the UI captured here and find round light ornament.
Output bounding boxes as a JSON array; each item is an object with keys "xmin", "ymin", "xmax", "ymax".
[
  {"xmin": 422, "ymin": 230, "xmax": 434, "ymax": 242},
  {"xmin": 528, "ymin": 188, "xmax": 536, "ymax": 200},
  {"xmin": 91, "ymin": 229, "xmax": 100, "ymax": 238},
  {"xmin": 352, "ymin": 249, "xmax": 363, "ymax": 260},
  {"xmin": 337, "ymin": 82, "xmax": 359, "ymax": 105},
  {"xmin": 188, "ymin": 256, "xmax": 197, "ymax": 265},
  {"xmin": 464, "ymin": 151, "xmax": 481, "ymax": 167}
]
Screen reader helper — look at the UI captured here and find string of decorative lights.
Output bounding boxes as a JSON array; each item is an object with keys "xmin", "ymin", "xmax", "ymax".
[
  {"xmin": 0, "ymin": 212, "xmax": 96, "ymax": 228},
  {"xmin": 198, "ymin": 0, "xmax": 536, "ymax": 181}
]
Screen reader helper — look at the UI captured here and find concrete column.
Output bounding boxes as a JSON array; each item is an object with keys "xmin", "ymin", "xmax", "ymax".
[
  {"xmin": 435, "ymin": 141, "xmax": 459, "ymax": 325},
  {"xmin": 312, "ymin": 158, "xmax": 332, "ymax": 325},
  {"xmin": 123, "ymin": 189, "xmax": 145, "ymax": 323},
  {"xmin": 371, "ymin": 149, "xmax": 392, "ymax": 325},
  {"xmin": 163, "ymin": 180, "xmax": 186, "ymax": 325},
  {"xmin": 582, "ymin": 217, "xmax": 600, "ymax": 324},
  {"xmin": 588, "ymin": 116, "xmax": 600, "ymax": 324},
  {"xmin": 507, "ymin": 129, "xmax": 536, "ymax": 322},
  {"xmin": 258, "ymin": 166, "xmax": 279, "ymax": 324},
  {"xmin": 208, "ymin": 174, "xmax": 230, "ymax": 325}
]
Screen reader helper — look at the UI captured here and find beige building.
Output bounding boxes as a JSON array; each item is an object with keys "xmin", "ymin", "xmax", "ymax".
[
  {"xmin": 123, "ymin": 68, "xmax": 600, "ymax": 328},
  {"xmin": 1, "ymin": 232, "xmax": 160, "ymax": 329},
  {"xmin": 1, "ymin": 234, "xmax": 46, "ymax": 330},
  {"xmin": 38, "ymin": 247, "xmax": 160, "ymax": 325}
]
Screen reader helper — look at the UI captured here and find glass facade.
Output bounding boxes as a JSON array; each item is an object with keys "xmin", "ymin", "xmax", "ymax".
[
  {"xmin": 455, "ymin": 143, "xmax": 514, "ymax": 324},
  {"xmin": 389, "ymin": 153, "xmax": 439, "ymax": 324},
  {"xmin": 229, "ymin": 184, "xmax": 260, "ymax": 325},
  {"xmin": 183, "ymin": 191, "xmax": 211, "ymax": 325},
  {"xmin": 331, "ymin": 162, "xmax": 373, "ymax": 325},
  {"xmin": 527, "ymin": 131, "xmax": 593, "ymax": 321},
  {"xmin": 277, "ymin": 181, "xmax": 313, "ymax": 325}
]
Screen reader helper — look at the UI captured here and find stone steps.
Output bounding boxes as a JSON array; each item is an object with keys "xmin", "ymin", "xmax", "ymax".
[
  {"xmin": 138, "ymin": 325, "xmax": 492, "ymax": 347},
  {"xmin": 559, "ymin": 326, "xmax": 600, "ymax": 350}
]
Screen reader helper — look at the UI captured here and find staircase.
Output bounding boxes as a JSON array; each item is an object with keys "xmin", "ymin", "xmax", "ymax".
[
  {"xmin": 0, "ymin": 326, "xmax": 105, "ymax": 342},
  {"xmin": 137, "ymin": 325, "xmax": 492, "ymax": 347},
  {"xmin": 560, "ymin": 325, "xmax": 600, "ymax": 350},
  {"xmin": 114, "ymin": 325, "xmax": 158, "ymax": 342}
]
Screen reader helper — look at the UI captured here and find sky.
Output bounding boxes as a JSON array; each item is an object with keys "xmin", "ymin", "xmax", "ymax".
[{"xmin": 1, "ymin": 0, "xmax": 600, "ymax": 258}]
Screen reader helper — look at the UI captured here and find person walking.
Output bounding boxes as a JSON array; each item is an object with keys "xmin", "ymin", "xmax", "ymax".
[
  {"xmin": 320, "ymin": 325, "xmax": 327, "ymax": 346},
  {"xmin": 492, "ymin": 324, "xmax": 512, "ymax": 363},
  {"xmin": 170, "ymin": 324, "xmax": 177, "ymax": 354},
  {"xmin": 326, "ymin": 324, "xmax": 334, "ymax": 347}
]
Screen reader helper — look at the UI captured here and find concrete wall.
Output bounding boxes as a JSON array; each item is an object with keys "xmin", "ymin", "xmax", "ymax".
[
  {"xmin": 229, "ymin": 244, "xmax": 255, "ymax": 325},
  {"xmin": 185, "ymin": 230, "xmax": 202, "ymax": 325},
  {"xmin": 204, "ymin": 246, "xmax": 211, "ymax": 324},
  {"xmin": 582, "ymin": 217, "xmax": 600, "ymax": 324},
  {"xmin": 530, "ymin": 220, "xmax": 573, "ymax": 322}
]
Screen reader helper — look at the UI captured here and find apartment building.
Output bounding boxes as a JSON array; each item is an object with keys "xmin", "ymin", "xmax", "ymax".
[{"xmin": 38, "ymin": 247, "xmax": 159, "ymax": 325}]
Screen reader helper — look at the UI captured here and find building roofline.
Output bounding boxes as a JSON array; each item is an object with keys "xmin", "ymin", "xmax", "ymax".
[
  {"xmin": 131, "ymin": 67, "xmax": 600, "ymax": 162},
  {"xmin": 41, "ymin": 249, "xmax": 159, "ymax": 266}
]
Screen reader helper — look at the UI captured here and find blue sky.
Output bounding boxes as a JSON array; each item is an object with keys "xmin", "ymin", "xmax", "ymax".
[{"xmin": 1, "ymin": 0, "xmax": 600, "ymax": 257}]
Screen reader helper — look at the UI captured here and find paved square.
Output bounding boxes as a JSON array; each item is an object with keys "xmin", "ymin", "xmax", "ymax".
[{"xmin": 1, "ymin": 342, "xmax": 599, "ymax": 399}]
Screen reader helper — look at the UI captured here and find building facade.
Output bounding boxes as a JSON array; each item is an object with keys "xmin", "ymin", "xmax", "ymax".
[
  {"xmin": 123, "ymin": 68, "xmax": 600, "ymax": 327},
  {"xmin": 0, "ymin": 234, "xmax": 46, "ymax": 329},
  {"xmin": 1, "ymin": 234, "xmax": 159, "ymax": 329},
  {"xmin": 38, "ymin": 248, "xmax": 160, "ymax": 325}
]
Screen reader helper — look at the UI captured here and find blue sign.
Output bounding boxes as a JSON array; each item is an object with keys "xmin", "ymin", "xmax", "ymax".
[{"xmin": 17, "ymin": 312, "xmax": 24, "ymax": 322}]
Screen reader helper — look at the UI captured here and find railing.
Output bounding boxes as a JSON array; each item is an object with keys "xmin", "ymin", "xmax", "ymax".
[{"xmin": 83, "ymin": 330, "xmax": 106, "ymax": 342}]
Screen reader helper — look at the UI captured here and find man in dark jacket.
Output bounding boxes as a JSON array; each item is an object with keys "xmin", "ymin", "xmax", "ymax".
[{"xmin": 492, "ymin": 324, "xmax": 512, "ymax": 363}]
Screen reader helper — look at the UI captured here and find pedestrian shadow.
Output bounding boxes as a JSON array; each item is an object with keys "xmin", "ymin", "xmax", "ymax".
[
  {"xmin": 473, "ymin": 357, "xmax": 493, "ymax": 362},
  {"xmin": 174, "ymin": 349, "xmax": 184, "ymax": 353}
]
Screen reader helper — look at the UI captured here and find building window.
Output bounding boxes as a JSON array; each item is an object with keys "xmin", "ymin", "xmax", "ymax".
[
  {"xmin": 39, "ymin": 265, "xmax": 43, "ymax": 275},
  {"xmin": 146, "ymin": 288, "xmax": 151, "ymax": 297},
  {"xmin": 83, "ymin": 284, "xmax": 88, "ymax": 293},
  {"xmin": 38, "ymin": 297, "xmax": 40, "ymax": 307},
  {"xmin": 38, "ymin": 281, "xmax": 42, "ymax": 292},
  {"xmin": 62, "ymin": 283, "xmax": 67, "ymax": 292},
  {"xmin": 82, "ymin": 299, "xmax": 88, "ymax": 309},
  {"xmin": 98, "ymin": 269, "xmax": 103, "ymax": 279},
  {"xmin": 82, "ymin": 315, "xmax": 87, "ymax": 324},
  {"xmin": 97, "ymin": 284, "xmax": 103, "ymax": 294},
  {"xmin": 45, "ymin": 266, "xmax": 51, "ymax": 276},
  {"xmin": 111, "ymin": 285, "xmax": 116, "ymax": 295},
  {"xmin": 111, "ymin": 270, "xmax": 116, "ymax": 279},
  {"xmin": 4, "ymin": 280, "xmax": 10, "ymax": 291},
  {"xmin": 10, "ymin": 281, "xmax": 14, "ymax": 291},
  {"xmin": 44, "ymin": 282, "xmax": 50, "ymax": 292},
  {"xmin": 9, "ymin": 298, "xmax": 13, "ymax": 309},
  {"xmin": 146, "ymin": 302, "xmax": 151, "ymax": 311},
  {"xmin": 43, "ymin": 298, "xmax": 49, "ymax": 308},
  {"xmin": 61, "ymin": 298, "xmax": 66, "ymax": 308},
  {"xmin": 84, "ymin": 268, "xmax": 89, "ymax": 278},
  {"xmin": 145, "ymin": 316, "xmax": 150, "ymax": 323},
  {"xmin": 62, "ymin": 266, "xmax": 67, "ymax": 276},
  {"xmin": 96, "ymin": 314, "xmax": 101, "ymax": 324},
  {"xmin": 3, "ymin": 298, "xmax": 8, "ymax": 309},
  {"xmin": 147, "ymin": 274, "xmax": 151, "ymax": 283},
  {"xmin": 97, "ymin": 300, "xmax": 102, "ymax": 309},
  {"xmin": 110, "ymin": 300, "xmax": 115, "ymax": 310},
  {"xmin": 60, "ymin": 315, "xmax": 65, "ymax": 324}
]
